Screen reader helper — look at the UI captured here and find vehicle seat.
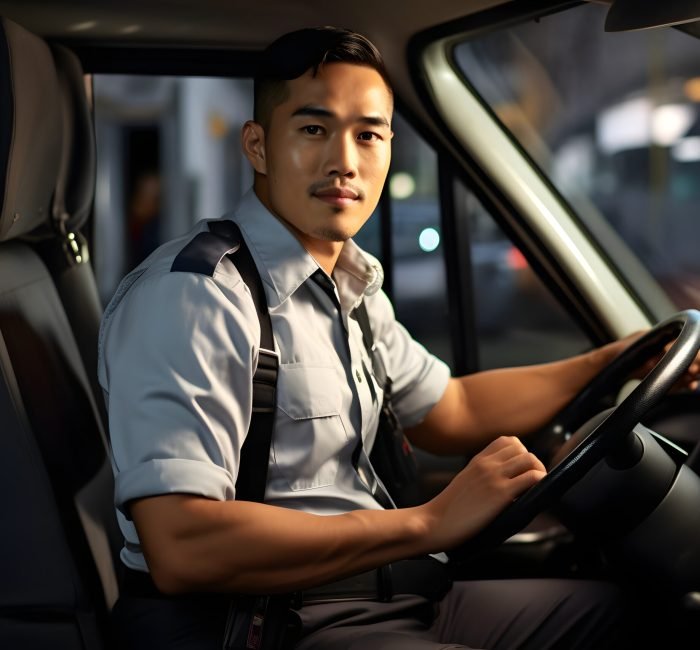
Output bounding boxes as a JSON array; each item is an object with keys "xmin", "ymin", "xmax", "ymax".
[
  {"xmin": 34, "ymin": 41, "xmax": 108, "ymax": 430},
  {"xmin": 0, "ymin": 16, "xmax": 120, "ymax": 649}
]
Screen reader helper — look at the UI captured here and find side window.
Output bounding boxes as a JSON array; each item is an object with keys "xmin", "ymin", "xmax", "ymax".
[
  {"xmin": 386, "ymin": 113, "xmax": 589, "ymax": 372},
  {"xmin": 92, "ymin": 75, "xmax": 254, "ymax": 305},
  {"xmin": 457, "ymin": 181, "xmax": 591, "ymax": 369},
  {"xmin": 389, "ymin": 113, "xmax": 453, "ymax": 369},
  {"xmin": 351, "ymin": 205, "xmax": 381, "ymax": 260}
]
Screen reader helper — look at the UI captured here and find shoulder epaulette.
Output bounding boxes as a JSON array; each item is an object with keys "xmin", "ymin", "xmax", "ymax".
[{"xmin": 170, "ymin": 220, "xmax": 240, "ymax": 275}]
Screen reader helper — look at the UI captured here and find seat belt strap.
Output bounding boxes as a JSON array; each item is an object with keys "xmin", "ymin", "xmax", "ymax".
[
  {"xmin": 354, "ymin": 299, "xmax": 387, "ymax": 387},
  {"xmin": 207, "ymin": 219, "xmax": 277, "ymax": 504},
  {"xmin": 353, "ymin": 300, "xmax": 421, "ymax": 508},
  {"xmin": 171, "ymin": 219, "xmax": 277, "ymax": 504}
]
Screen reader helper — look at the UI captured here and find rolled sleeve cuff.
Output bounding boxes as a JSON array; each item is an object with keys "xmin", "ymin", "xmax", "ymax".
[
  {"xmin": 396, "ymin": 357, "xmax": 452, "ymax": 429},
  {"xmin": 115, "ymin": 458, "xmax": 235, "ymax": 519}
]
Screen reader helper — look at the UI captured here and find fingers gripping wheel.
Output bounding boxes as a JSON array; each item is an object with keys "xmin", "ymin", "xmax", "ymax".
[{"xmin": 449, "ymin": 309, "xmax": 700, "ymax": 563}]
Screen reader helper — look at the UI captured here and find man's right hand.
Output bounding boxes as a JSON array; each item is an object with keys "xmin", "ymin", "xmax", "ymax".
[{"xmin": 419, "ymin": 436, "xmax": 546, "ymax": 553}]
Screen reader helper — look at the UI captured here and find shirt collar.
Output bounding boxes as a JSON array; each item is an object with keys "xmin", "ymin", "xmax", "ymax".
[
  {"xmin": 230, "ymin": 188, "xmax": 384, "ymax": 310},
  {"xmin": 334, "ymin": 238, "xmax": 384, "ymax": 313}
]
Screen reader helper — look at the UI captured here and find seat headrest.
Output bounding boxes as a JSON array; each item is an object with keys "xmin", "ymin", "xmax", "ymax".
[
  {"xmin": 51, "ymin": 45, "xmax": 95, "ymax": 234},
  {"xmin": 0, "ymin": 17, "xmax": 62, "ymax": 241}
]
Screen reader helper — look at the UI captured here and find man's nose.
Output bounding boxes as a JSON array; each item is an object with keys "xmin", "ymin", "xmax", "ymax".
[{"xmin": 323, "ymin": 133, "xmax": 358, "ymax": 178}]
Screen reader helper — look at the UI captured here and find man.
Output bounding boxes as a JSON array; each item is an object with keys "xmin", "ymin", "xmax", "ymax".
[{"xmin": 100, "ymin": 27, "xmax": 689, "ymax": 649}]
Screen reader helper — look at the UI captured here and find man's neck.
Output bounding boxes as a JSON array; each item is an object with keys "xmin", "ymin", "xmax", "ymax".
[{"xmin": 292, "ymin": 234, "xmax": 343, "ymax": 276}]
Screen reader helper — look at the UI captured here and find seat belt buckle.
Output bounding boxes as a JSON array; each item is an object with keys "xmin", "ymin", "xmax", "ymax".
[
  {"xmin": 223, "ymin": 595, "xmax": 269, "ymax": 650},
  {"xmin": 252, "ymin": 348, "xmax": 279, "ymax": 414},
  {"xmin": 256, "ymin": 347, "xmax": 279, "ymax": 374},
  {"xmin": 246, "ymin": 596, "xmax": 268, "ymax": 649}
]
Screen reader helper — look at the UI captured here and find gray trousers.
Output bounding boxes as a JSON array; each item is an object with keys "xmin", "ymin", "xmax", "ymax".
[{"xmin": 293, "ymin": 579, "xmax": 637, "ymax": 650}]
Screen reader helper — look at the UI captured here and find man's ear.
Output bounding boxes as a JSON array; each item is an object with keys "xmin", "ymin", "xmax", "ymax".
[{"xmin": 241, "ymin": 120, "xmax": 267, "ymax": 174}]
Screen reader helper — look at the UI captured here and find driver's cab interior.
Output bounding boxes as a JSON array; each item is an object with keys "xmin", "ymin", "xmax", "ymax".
[{"xmin": 4, "ymin": 0, "xmax": 700, "ymax": 648}]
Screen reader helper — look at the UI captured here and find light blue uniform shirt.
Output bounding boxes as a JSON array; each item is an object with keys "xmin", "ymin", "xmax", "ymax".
[{"xmin": 98, "ymin": 189, "xmax": 451, "ymax": 571}]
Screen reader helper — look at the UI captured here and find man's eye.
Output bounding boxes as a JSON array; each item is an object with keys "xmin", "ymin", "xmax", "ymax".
[
  {"xmin": 303, "ymin": 125, "xmax": 323, "ymax": 135},
  {"xmin": 358, "ymin": 132, "xmax": 380, "ymax": 142}
]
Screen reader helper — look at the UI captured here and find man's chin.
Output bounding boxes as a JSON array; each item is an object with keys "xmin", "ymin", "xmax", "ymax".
[{"xmin": 313, "ymin": 227, "xmax": 355, "ymax": 243}]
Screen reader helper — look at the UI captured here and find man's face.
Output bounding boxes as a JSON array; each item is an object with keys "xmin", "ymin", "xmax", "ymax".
[{"xmin": 245, "ymin": 63, "xmax": 393, "ymax": 250}]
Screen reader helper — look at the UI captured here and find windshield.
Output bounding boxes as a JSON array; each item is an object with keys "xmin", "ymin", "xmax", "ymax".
[{"xmin": 455, "ymin": 2, "xmax": 700, "ymax": 312}]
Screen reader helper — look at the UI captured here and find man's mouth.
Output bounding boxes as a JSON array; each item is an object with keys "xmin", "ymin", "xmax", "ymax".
[{"xmin": 312, "ymin": 185, "xmax": 361, "ymax": 207}]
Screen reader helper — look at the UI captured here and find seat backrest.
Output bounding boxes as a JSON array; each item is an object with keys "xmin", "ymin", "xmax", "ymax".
[
  {"xmin": 39, "ymin": 42, "xmax": 108, "ymax": 431},
  {"xmin": 0, "ymin": 16, "xmax": 120, "ymax": 649}
]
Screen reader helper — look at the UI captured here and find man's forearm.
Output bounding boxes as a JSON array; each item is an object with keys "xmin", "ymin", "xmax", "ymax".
[
  {"xmin": 459, "ymin": 344, "xmax": 619, "ymax": 439},
  {"xmin": 132, "ymin": 435, "xmax": 547, "ymax": 596},
  {"xmin": 132, "ymin": 495, "xmax": 432, "ymax": 595},
  {"xmin": 407, "ymin": 342, "xmax": 624, "ymax": 456}
]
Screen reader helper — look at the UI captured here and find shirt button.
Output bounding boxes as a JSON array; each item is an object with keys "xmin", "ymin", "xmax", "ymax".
[{"xmin": 355, "ymin": 369, "xmax": 362, "ymax": 383}]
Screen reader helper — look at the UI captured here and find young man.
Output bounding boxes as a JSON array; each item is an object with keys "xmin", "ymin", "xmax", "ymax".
[{"xmin": 100, "ymin": 27, "xmax": 684, "ymax": 649}]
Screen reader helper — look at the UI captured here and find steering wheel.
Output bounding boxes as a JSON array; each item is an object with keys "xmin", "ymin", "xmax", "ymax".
[{"xmin": 449, "ymin": 309, "xmax": 700, "ymax": 563}]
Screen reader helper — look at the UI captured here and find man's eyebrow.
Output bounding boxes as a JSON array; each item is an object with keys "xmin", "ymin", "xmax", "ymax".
[
  {"xmin": 291, "ymin": 106, "xmax": 334, "ymax": 119},
  {"xmin": 291, "ymin": 105, "xmax": 391, "ymax": 128},
  {"xmin": 359, "ymin": 115, "xmax": 391, "ymax": 128}
]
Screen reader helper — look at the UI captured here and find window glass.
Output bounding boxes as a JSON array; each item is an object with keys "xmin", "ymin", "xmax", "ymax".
[
  {"xmin": 351, "ymin": 207, "xmax": 381, "ymax": 260},
  {"xmin": 455, "ymin": 4, "xmax": 700, "ymax": 312},
  {"xmin": 92, "ymin": 75, "xmax": 254, "ymax": 304},
  {"xmin": 389, "ymin": 113, "xmax": 453, "ymax": 368},
  {"xmin": 457, "ymin": 180, "xmax": 590, "ymax": 369},
  {"xmin": 385, "ymin": 112, "xmax": 587, "ymax": 372}
]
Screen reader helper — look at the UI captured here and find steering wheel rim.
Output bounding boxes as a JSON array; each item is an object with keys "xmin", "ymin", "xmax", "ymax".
[{"xmin": 449, "ymin": 309, "xmax": 700, "ymax": 563}]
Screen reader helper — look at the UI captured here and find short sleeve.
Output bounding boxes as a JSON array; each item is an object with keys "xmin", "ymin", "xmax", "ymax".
[
  {"xmin": 365, "ymin": 290, "xmax": 451, "ymax": 428},
  {"xmin": 99, "ymin": 270, "xmax": 260, "ymax": 518}
]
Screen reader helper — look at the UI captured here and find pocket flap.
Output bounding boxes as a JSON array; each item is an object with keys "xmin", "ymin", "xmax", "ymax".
[{"xmin": 277, "ymin": 364, "xmax": 341, "ymax": 420}]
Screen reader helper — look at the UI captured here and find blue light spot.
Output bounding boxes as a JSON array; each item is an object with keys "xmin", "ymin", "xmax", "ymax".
[{"xmin": 418, "ymin": 227, "xmax": 440, "ymax": 252}]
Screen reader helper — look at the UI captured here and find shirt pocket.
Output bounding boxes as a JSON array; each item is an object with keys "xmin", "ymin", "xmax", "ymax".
[{"xmin": 273, "ymin": 364, "xmax": 348, "ymax": 491}]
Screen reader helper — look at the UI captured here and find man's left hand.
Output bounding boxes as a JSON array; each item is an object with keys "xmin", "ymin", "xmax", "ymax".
[{"xmin": 601, "ymin": 329, "xmax": 700, "ymax": 392}]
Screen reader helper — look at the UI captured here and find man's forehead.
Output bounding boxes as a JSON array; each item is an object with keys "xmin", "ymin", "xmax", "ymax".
[{"xmin": 281, "ymin": 64, "xmax": 393, "ymax": 117}]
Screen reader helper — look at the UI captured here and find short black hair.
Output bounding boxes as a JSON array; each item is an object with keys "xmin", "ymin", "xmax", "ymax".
[{"xmin": 254, "ymin": 27, "xmax": 392, "ymax": 129}]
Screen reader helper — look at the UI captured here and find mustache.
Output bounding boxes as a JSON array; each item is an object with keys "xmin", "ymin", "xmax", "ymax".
[{"xmin": 308, "ymin": 180, "xmax": 365, "ymax": 200}]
